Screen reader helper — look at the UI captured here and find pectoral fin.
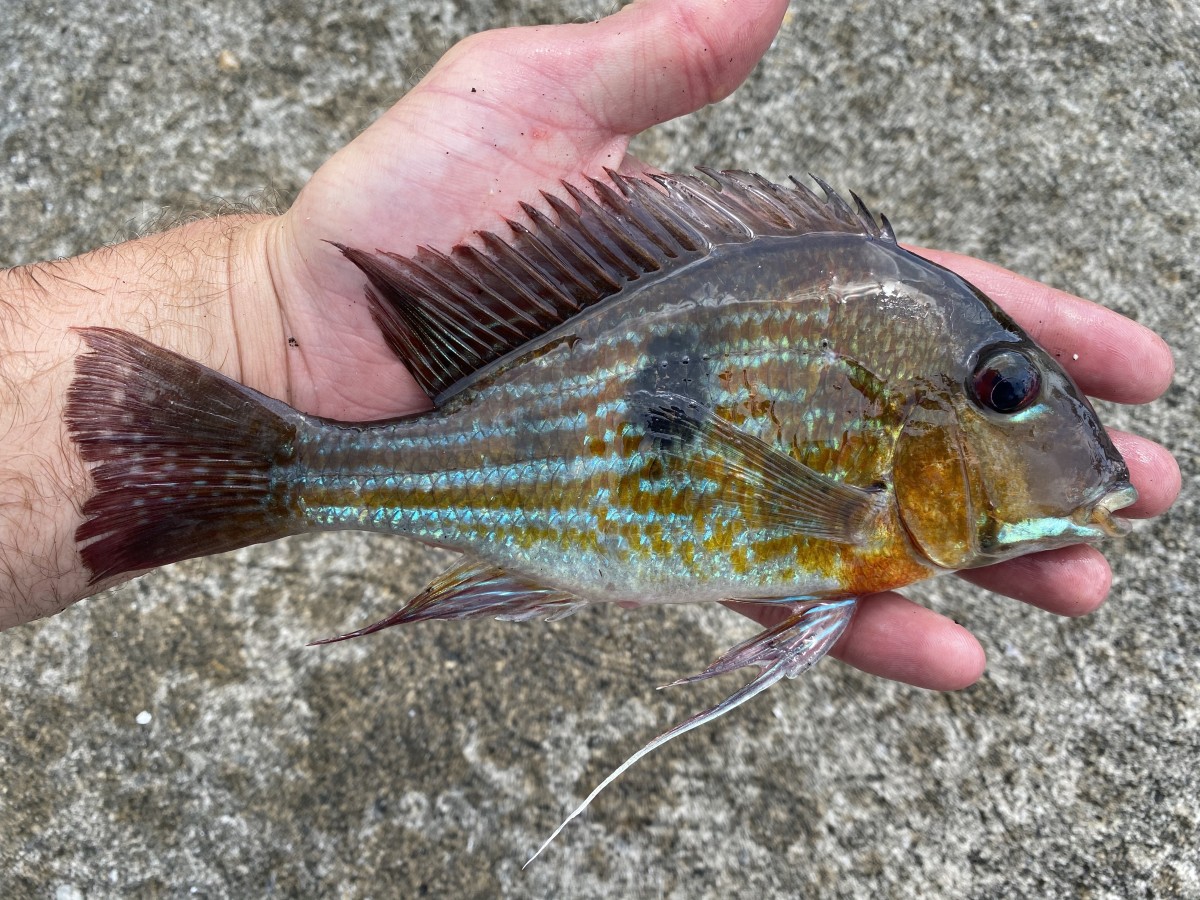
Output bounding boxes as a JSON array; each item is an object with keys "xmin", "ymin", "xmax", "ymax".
[
  {"xmin": 311, "ymin": 557, "xmax": 588, "ymax": 645},
  {"xmin": 526, "ymin": 598, "xmax": 857, "ymax": 865},
  {"xmin": 630, "ymin": 391, "xmax": 885, "ymax": 544}
]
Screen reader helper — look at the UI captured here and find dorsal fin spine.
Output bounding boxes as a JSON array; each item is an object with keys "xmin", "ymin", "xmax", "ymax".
[
  {"xmin": 811, "ymin": 174, "xmax": 858, "ymax": 224},
  {"xmin": 880, "ymin": 214, "xmax": 897, "ymax": 243},
  {"xmin": 480, "ymin": 228, "xmax": 562, "ymax": 307},
  {"xmin": 447, "ymin": 245, "xmax": 548, "ymax": 332},
  {"xmin": 362, "ymin": 284, "xmax": 445, "ymax": 393},
  {"xmin": 538, "ymin": 193, "xmax": 626, "ymax": 292},
  {"xmin": 467, "ymin": 236, "xmax": 562, "ymax": 321},
  {"xmin": 403, "ymin": 252, "xmax": 517, "ymax": 355},
  {"xmin": 506, "ymin": 213, "xmax": 594, "ymax": 308},
  {"xmin": 849, "ymin": 191, "xmax": 879, "ymax": 235},
  {"xmin": 616, "ymin": 177, "xmax": 709, "ymax": 252},
  {"xmin": 587, "ymin": 178, "xmax": 671, "ymax": 271},
  {"xmin": 605, "ymin": 174, "xmax": 691, "ymax": 259},
  {"xmin": 517, "ymin": 202, "xmax": 607, "ymax": 302},
  {"xmin": 339, "ymin": 247, "xmax": 468, "ymax": 392},
  {"xmin": 785, "ymin": 175, "xmax": 818, "ymax": 207},
  {"xmin": 719, "ymin": 170, "xmax": 801, "ymax": 229},
  {"xmin": 695, "ymin": 168, "xmax": 786, "ymax": 230},
  {"xmin": 659, "ymin": 175, "xmax": 755, "ymax": 239},
  {"xmin": 428, "ymin": 245, "xmax": 540, "ymax": 339},
  {"xmin": 494, "ymin": 222, "xmax": 584, "ymax": 314},
  {"xmin": 385, "ymin": 254, "xmax": 492, "ymax": 360},
  {"xmin": 562, "ymin": 182, "xmax": 645, "ymax": 279}
]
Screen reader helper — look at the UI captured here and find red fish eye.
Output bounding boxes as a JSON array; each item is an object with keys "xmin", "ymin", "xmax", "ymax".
[{"xmin": 970, "ymin": 348, "xmax": 1041, "ymax": 414}]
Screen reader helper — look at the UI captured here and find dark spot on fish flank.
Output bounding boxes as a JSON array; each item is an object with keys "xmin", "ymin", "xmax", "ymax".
[
  {"xmin": 287, "ymin": 336, "xmax": 299, "ymax": 348},
  {"xmin": 629, "ymin": 330, "xmax": 710, "ymax": 444},
  {"xmin": 635, "ymin": 397, "xmax": 698, "ymax": 448},
  {"xmin": 634, "ymin": 331, "xmax": 707, "ymax": 398}
]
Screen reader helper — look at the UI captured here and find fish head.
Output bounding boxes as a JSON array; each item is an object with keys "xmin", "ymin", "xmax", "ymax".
[{"xmin": 891, "ymin": 279, "xmax": 1136, "ymax": 571}]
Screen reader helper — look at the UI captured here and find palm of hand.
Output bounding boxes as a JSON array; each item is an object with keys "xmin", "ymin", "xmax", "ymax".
[{"xmin": 266, "ymin": 11, "xmax": 764, "ymax": 420}]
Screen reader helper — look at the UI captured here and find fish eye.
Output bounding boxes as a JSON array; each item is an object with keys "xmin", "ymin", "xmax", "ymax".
[{"xmin": 970, "ymin": 347, "xmax": 1042, "ymax": 414}]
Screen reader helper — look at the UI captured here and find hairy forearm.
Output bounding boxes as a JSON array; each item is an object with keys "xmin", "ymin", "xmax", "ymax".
[{"xmin": 0, "ymin": 214, "xmax": 280, "ymax": 628}]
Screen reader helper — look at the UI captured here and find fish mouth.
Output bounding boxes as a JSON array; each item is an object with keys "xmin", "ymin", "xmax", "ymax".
[{"xmin": 1076, "ymin": 482, "xmax": 1138, "ymax": 537}]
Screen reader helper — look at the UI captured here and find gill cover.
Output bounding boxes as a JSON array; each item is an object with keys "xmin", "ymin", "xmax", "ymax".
[{"xmin": 893, "ymin": 397, "xmax": 977, "ymax": 570}]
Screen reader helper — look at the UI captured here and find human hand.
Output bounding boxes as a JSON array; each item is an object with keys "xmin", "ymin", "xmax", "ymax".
[
  {"xmin": 0, "ymin": 0, "xmax": 1179, "ymax": 681},
  {"xmin": 240, "ymin": 0, "xmax": 794, "ymax": 420},
  {"xmin": 0, "ymin": 0, "xmax": 789, "ymax": 626},
  {"xmin": 239, "ymin": 0, "xmax": 1176, "ymax": 689}
]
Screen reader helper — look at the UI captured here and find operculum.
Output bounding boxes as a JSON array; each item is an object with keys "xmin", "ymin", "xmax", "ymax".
[{"xmin": 892, "ymin": 400, "xmax": 979, "ymax": 570}]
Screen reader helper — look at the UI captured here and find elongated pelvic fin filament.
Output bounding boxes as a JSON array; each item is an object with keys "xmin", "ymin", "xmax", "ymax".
[{"xmin": 524, "ymin": 598, "xmax": 856, "ymax": 866}]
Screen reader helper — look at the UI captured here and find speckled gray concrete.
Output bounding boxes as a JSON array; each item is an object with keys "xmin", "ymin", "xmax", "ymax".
[{"xmin": 1, "ymin": 1, "xmax": 1197, "ymax": 897}]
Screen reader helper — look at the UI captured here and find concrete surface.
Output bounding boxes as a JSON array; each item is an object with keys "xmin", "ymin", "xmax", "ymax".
[{"xmin": 1, "ymin": 1, "xmax": 1197, "ymax": 897}]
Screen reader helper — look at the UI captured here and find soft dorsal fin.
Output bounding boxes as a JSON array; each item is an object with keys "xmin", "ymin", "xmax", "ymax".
[{"xmin": 339, "ymin": 169, "xmax": 895, "ymax": 403}]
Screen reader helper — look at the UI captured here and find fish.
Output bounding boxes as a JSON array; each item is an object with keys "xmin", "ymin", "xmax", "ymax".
[{"xmin": 64, "ymin": 168, "xmax": 1137, "ymax": 861}]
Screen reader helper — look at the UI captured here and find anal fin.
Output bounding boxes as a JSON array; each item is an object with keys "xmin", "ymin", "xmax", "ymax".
[
  {"xmin": 311, "ymin": 556, "xmax": 588, "ymax": 645},
  {"xmin": 525, "ymin": 598, "xmax": 857, "ymax": 865}
]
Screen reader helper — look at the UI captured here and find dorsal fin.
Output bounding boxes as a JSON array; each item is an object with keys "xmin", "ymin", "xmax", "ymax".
[{"xmin": 338, "ymin": 169, "xmax": 894, "ymax": 403}]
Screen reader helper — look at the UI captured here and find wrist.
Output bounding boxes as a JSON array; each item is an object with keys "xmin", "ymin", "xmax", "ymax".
[{"xmin": 223, "ymin": 215, "xmax": 293, "ymax": 400}]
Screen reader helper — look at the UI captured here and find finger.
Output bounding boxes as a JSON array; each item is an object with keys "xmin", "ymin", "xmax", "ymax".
[
  {"xmin": 422, "ymin": 0, "xmax": 787, "ymax": 134},
  {"xmin": 1110, "ymin": 429, "xmax": 1181, "ymax": 518},
  {"xmin": 908, "ymin": 247, "xmax": 1174, "ymax": 405},
  {"xmin": 956, "ymin": 545, "xmax": 1111, "ymax": 617},
  {"xmin": 580, "ymin": 0, "xmax": 790, "ymax": 135},
  {"xmin": 831, "ymin": 593, "xmax": 986, "ymax": 690},
  {"xmin": 348, "ymin": 0, "xmax": 786, "ymax": 248}
]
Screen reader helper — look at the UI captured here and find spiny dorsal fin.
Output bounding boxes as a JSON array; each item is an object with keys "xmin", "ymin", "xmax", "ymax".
[{"xmin": 339, "ymin": 169, "xmax": 894, "ymax": 403}]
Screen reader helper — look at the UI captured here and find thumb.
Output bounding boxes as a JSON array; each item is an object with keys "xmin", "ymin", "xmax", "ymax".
[
  {"xmin": 419, "ymin": 0, "xmax": 788, "ymax": 139},
  {"xmin": 583, "ymin": 0, "xmax": 790, "ymax": 134}
]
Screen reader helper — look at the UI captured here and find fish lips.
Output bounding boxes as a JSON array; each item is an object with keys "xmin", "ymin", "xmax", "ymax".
[
  {"xmin": 982, "ymin": 479, "xmax": 1138, "ymax": 559},
  {"xmin": 1075, "ymin": 481, "xmax": 1138, "ymax": 538}
]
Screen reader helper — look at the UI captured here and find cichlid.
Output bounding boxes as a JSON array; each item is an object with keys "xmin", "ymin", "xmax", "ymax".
[{"xmin": 65, "ymin": 169, "xmax": 1136, "ymax": 859}]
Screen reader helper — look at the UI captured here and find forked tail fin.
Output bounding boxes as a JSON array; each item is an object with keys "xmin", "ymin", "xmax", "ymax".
[{"xmin": 66, "ymin": 328, "xmax": 305, "ymax": 583}]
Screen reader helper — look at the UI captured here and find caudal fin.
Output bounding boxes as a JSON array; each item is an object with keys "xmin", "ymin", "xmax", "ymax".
[{"xmin": 66, "ymin": 328, "xmax": 305, "ymax": 583}]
